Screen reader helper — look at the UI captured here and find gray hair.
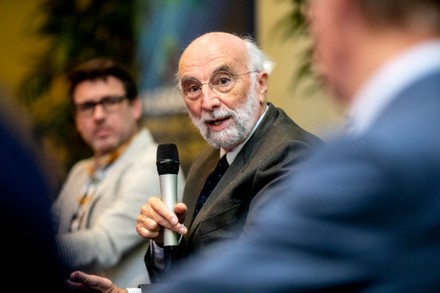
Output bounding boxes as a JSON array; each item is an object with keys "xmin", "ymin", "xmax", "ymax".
[{"xmin": 242, "ymin": 36, "xmax": 275, "ymax": 74}]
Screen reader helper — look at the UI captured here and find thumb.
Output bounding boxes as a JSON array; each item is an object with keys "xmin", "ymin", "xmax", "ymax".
[{"xmin": 69, "ymin": 271, "xmax": 115, "ymax": 292}]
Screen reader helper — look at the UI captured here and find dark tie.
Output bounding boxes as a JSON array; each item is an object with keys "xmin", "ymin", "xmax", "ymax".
[{"xmin": 193, "ymin": 155, "xmax": 229, "ymax": 219}]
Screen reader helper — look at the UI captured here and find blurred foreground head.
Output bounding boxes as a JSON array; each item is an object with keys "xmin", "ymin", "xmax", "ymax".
[{"xmin": 306, "ymin": 0, "xmax": 440, "ymax": 107}]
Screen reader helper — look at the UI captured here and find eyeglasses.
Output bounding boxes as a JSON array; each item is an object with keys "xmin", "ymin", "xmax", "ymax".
[
  {"xmin": 181, "ymin": 70, "xmax": 259, "ymax": 100},
  {"xmin": 74, "ymin": 95, "xmax": 127, "ymax": 117}
]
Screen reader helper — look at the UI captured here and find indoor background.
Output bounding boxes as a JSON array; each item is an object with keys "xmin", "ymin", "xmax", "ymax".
[{"xmin": 0, "ymin": 0, "xmax": 344, "ymax": 192}]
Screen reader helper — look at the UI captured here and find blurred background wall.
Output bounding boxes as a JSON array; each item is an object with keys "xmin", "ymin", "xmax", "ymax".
[
  {"xmin": 0, "ymin": 0, "xmax": 344, "ymax": 191},
  {"xmin": 256, "ymin": 0, "xmax": 344, "ymax": 136},
  {"xmin": 0, "ymin": 1, "xmax": 44, "ymax": 95}
]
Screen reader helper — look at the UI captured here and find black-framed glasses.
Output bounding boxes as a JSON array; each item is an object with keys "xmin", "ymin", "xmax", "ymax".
[
  {"xmin": 181, "ymin": 70, "xmax": 259, "ymax": 100},
  {"xmin": 74, "ymin": 95, "xmax": 127, "ymax": 117}
]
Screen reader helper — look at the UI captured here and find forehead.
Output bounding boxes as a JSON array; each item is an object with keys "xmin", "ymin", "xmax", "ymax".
[
  {"xmin": 73, "ymin": 76, "xmax": 125, "ymax": 102},
  {"xmin": 178, "ymin": 35, "xmax": 248, "ymax": 80}
]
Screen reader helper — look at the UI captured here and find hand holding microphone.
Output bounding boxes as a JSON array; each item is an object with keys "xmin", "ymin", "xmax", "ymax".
[{"xmin": 156, "ymin": 143, "xmax": 181, "ymax": 246}]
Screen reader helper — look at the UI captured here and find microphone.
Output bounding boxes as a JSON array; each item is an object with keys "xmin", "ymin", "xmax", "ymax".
[{"xmin": 156, "ymin": 143, "xmax": 180, "ymax": 246}]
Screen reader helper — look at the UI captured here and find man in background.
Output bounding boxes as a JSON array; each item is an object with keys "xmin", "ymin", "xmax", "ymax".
[{"xmin": 52, "ymin": 58, "xmax": 185, "ymax": 288}]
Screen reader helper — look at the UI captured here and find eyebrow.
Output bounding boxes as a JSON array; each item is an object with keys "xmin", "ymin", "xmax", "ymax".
[
  {"xmin": 180, "ymin": 65, "xmax": 235, "ymax": 84},
  {"xmin": 74, "ymin": 94, "xmax": 125, "ymax": 104}
]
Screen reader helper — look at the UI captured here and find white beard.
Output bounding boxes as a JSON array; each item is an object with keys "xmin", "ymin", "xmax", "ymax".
[{"xmin": 189, "ymin": 79, "xmax": 261, "ymax": 150}]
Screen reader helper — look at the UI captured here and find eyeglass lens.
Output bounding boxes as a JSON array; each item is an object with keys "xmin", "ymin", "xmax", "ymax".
[
  {"xmin": 182, "ymin": 71, "xmax": 256, "ymax": 100},
  {"xmin": 75, "ymin": 96, "xmax": 126, "ymax": 115}
]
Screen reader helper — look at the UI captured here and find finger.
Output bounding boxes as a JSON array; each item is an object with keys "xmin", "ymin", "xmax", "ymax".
[
  {"xmin": 141, "ymin": 197, "xmax": 178, "ymax": 229},
  {"xmin": 145, "ymin": 211, "xmax": 186, "ymax": 235},
  {"xmin": 136, "ymin": 217, "xmax": 161, "ymax": 239},
  {"xmin": 175, "ymin": 203, "xmax": 188, "ymax": 224},
  {"xmin": 149, "ymin": 197, "xmax": 180, "ymax": 225},
  {"xmin": 139, "ymin": 203, "xmax": 173, "ymax": 231},
  {"xmin": 69, "ymin": 271, "xmax": 111, "ymax": 291},
  {"xmin": 174, "ymin": 202, "xmax": 188, "ymax": 215},
  {"xmin": 65, "ymin": 278, "xmax": 99, "ymax": 292}
]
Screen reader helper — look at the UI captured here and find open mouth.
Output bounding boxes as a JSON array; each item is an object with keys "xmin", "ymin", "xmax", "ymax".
[{"xmin": 206, "ymin": 116, "xmax": 230, "ymax": 126}]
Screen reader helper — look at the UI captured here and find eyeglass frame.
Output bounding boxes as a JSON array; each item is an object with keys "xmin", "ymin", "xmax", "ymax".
[
  {"xmin": 73, "ymin": 95, "xmax": 128, "ymax": 117},
  {"xmin": 180, "ymin": 70, "xmax": 260, "ymax": 100}
]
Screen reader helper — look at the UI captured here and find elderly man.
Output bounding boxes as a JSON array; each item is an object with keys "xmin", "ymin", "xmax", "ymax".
[
  {"xmin": 135, "ymin": 0, "xmax": 440, "ymax": 292},
  {"xmin": 66, "ymin": 32, "xmax": 324, "ymax": 292}
]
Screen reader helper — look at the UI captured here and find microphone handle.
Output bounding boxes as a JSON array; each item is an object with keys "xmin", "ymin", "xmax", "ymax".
[{"xmin": 159, "ymin": 174, "xmax": 180, "ymax": 246}]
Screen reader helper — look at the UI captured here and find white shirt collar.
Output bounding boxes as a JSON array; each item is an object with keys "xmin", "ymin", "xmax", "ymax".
[{"xmin": 347, "ymin": 40, "xmax": 440, "ymax": 136}]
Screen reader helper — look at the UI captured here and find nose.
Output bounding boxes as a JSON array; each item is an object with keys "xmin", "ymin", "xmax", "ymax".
[
  {"xmin": 92, "ymin": 103, "xmax": 106, "ymax": 119},
  {"xmin": 201, "ymin": 84, "xmax": 221, "ymax": 110}
]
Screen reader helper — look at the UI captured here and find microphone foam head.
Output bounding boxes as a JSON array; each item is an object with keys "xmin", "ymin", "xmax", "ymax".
[{"xmin": 156, "ymin": 144, "xmax": 180, "ymax": 175}]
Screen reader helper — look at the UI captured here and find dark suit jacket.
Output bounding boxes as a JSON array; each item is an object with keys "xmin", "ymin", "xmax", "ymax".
[
  {"xmin": 145, "ymin": 102, "xmax": 324, "ymax": 282},
  {"xmin": 144, "ymin": 71, "xmax": 440, "ymax": 291}
]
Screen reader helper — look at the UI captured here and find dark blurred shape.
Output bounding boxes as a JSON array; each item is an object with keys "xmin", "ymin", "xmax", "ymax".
[{"xmin": 0, "ymin": 87, "xmax": 67, "ymax": 291}]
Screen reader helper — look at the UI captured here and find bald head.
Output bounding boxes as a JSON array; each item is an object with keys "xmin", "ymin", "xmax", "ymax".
[{"xmin": 178, "ymin": 32, "xmax": 249, "ymax": 81}]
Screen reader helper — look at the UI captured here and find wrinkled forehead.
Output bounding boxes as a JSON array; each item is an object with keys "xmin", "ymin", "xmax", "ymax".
[{"xmin": 178, "ymin": 34, "xmax": 248, "ymax": 81}]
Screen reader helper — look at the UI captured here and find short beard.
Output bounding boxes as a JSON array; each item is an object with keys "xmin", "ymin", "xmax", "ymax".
[{"xmin": 189, "ymin": 80, "xmax": 261, "ymax": 150}]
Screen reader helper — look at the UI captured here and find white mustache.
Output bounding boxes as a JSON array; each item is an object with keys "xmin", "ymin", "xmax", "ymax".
[{"xmin": 201, "ymin": 108, "xmax": 233, "ymax": 121}]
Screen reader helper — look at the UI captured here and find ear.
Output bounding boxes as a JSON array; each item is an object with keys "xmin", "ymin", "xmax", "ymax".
[
  {"xmin": 257, "ymin": 72, "xmax": 269, "ymax": 104},
  {"xmin": 131, "ymin": 97, "xmax": 142, "ymax": 120}
]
